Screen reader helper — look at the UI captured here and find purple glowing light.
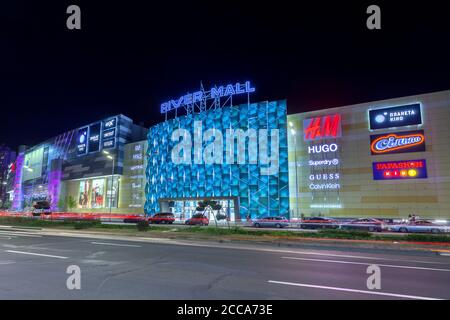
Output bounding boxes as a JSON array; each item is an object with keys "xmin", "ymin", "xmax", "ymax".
[{"xmin": 12, "ymin": 152, "xmax": 25, "ymax": 211}]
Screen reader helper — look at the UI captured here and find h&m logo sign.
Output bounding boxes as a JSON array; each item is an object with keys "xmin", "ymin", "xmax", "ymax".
[{"xmin": 303, "ymin": 114, "xmax": 342, "ymax": 141}]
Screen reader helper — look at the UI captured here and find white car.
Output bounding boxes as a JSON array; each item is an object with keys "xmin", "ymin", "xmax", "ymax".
[{"xmin": 388, "ymin": 220, "xmax": 450, "ymax": 233}]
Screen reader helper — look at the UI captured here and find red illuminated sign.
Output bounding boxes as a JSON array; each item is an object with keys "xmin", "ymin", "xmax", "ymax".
[
  {"xmin": 303, "ymin": 114, "xmax": 342, "ymax": 141},
  {"xmin": 372, "ymin": 159, "xmax": 427, "ymax": 180}
]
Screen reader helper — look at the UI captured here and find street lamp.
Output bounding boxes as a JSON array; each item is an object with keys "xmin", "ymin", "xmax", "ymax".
[
  {"xmin": 103, "ymin": 150, "xmax": 115, "ymax": 213},
  {"xmin": 289, "ymin": 122, "xmax": 300, "ymax": 221}
]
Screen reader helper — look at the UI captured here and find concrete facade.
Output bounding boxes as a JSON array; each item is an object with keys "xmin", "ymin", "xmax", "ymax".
[{"xmin": 288, "ymin": 90, "xmax": 450, "ymax": 219}]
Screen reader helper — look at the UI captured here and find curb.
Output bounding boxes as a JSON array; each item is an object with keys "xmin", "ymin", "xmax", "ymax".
[{"xmin": 0, "ymin": 225, "xmax": 42, "ymax": 230}]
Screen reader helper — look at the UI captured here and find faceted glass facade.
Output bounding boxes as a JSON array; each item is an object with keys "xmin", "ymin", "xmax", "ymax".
[{"xmin": 145, "ymin": 100, "xmax": 290, "ymax": 219}]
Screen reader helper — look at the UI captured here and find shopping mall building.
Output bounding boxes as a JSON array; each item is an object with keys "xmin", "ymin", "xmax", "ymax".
[
  {"xmin": 7, "ymin": 115, "xmax": 148, "ymax": 213},
  {"xmin": 5, "ymin": 87, "xmax": 450, "ymax": 220},
  {"xmin": 287, "ymin": 90, "xmax": 450, "ymax": 219},
  {"xmin": 145, "ymin": 88, "xmax": 450, "ymax": 221}
]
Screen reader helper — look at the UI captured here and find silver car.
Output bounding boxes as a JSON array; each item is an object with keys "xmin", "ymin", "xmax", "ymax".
[
  {"xmin": 388, "ymin": 220, "xmax": 450, "ymax": 233},
  {"xmin": 253, "ymin": 216, "xmax": 290, "ymax": 228}
]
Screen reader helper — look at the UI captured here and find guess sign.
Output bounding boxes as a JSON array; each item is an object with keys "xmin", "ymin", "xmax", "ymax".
[
  {"xmin": 370, "ymin": 130, "xmax": 425, "ymax": 155},
  {"xmin": 303, "ymin": 114, "xmax": 342, "ymax": 141}
]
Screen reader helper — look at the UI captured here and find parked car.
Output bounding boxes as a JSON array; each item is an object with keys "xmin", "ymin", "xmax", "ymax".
[
  {"xmin": 253, "ymin": 216, "xmax": 289, "ymax": 228},
  {"xmin": 185, "ymin": 214, "xmax": 209, "ymax": 226},
  {"xmin": 388, "ymin": 220, "xmax": 450, "ymax": 233},
  {"xmin": 300, "ymin": 217, "xmax": 338, "ymax": 229},
  {"xmin": 341, "ymin": 218, "xmax": 385, "ymax": 232},
  {"xmin": 123, "ymin": 215, "xmax": 145, "ymax": 223},
  {"xmin": 31, "ymin": 201, "xmax": 52, "ymax": 216},
  {"xmin": 148, "ymin": 212, "xmax": 175, "ymax": 224}
]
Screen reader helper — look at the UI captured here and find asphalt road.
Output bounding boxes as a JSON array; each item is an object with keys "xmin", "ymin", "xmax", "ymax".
[{"xmin": 0, "ymin": 227, "xmax": 449, "ymax": 300}]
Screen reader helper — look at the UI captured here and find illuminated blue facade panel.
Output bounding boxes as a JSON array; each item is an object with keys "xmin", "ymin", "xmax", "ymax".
[{"xmin": 145, "ymin": 100, "xmax": 289, "ymax": 219}]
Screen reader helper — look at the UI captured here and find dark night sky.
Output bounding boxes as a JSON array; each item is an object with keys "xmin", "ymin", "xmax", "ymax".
[{"xmin": 1, "ymin": 1, "xmax": 449, "ymax": 149}]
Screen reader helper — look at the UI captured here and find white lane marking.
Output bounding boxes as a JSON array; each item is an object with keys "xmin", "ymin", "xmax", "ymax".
[
  {"xmin": 0, "ymin": 225, "xmax": 40, "ymax": 230},
  {"xmin": 160, "ymin": 242, "xmax": 449, "ymax": 265},
  {"xmin": 281, "ymin": 256, "xmax": 450, "ymax": 272},
  {"xmin": 91, "ymin": 242, "xmax": 142, "ymax": 248},
  {"xmin": 277, "ymin": 250, "xmax": 446, "ymax": 265},
  {"xmin": 0, "ymin": 231, "xmax": 42, "ymax": 238},
  {"xmin": 0, "ymin": 229, "xmax": 40, "ymax": 234},
  {"xmin": 0, "ymin": 234, "xmax": 41, "ymax": 238},
  {"xmin": 136, "ymin": 237, "xmax": 174, "ymax": 242},
  {"xmin": 131, "ymin": 239, "xmax": 448, "ymax": 265},
  {"xmin": 133, "ymin": 238, "xmax": 447, "ymax": 265},
  {"xmin": 30, "ymin": 229, "xmax": 450, "ymax": 266},
  {"xmin": 0, "ymin": 261, "xmax": 16, "ymax": 265},
  {"xmin": 440, "ymin": 253, "xmax": 450, "ymax": 257},
  {"xmin": 268, "ymin": 280, "xmax": 443, "ymax": 300},
  {"xmin": 5, "ymin": 250, "xmax": 68, "ymax": 259}
]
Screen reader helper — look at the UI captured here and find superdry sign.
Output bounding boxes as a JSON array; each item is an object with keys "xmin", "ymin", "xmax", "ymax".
[
  {"xmin": 372, "ymin": 159, "xmax": 427, "ymax": 180},
  {"xmin": 369, "ymin": 103, "xmax": 422, "ymax": 130},
  {"xmin": 303, "ymin": 114, "xmax": 342, "ymax": 141},
  {"xmin": 370, "ymin": 130, "xmax": 426, "ymax": 155}
]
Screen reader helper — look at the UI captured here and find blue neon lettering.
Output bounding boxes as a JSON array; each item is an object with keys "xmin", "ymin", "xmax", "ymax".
[
  {"xmin": 375, "ymin": 136, "xmax": 422, "ymax": 151},
  {"xmin": 245, "ymin": 81, "xmax": 256, "ymax": 93},
  {"xmin": 161, "ymin": 102, "xmax": 170, "ymax": 112},
  {"xmin": 161, "ymin": 81, "xmax": 255, "ymax": 113},
  {"xmin": 224, "ymin": 84, "xmax": 236, "ymax": 96},
  {"xmin": 193, "ymin": 91, "xmax": 203, "ymax": 103},
  {"xmin": 171, "ymin": 97, "xmax": 184, "ymax": 109},
  {"xmin": 183, "ymin": 94, "xmax": 193, "ymax": 105},
  {"xmin": 235, "ymin": 83, "xmax": 245, "ymax": 94},
  {"xmin": 211, "ymin": 86, "xmax": 224, "ymax": 99}
]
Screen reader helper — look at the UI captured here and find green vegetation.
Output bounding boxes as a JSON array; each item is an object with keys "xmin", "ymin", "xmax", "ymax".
[
  {"xmin": 181, "ymin": 226, "xmax": 373, "ymax": 239},
  {"xmin": 317, "ymin": 229, "xmax": 372, "ymax": 239},
  {"xmin": 136, "ymin": 220, "xmax": 150, "ymax": 231},
  {"xmin": 0, "ymin": 217, "xmax": 103, "ymax": 229},
  {"xmin": 195, "ymin": 200, "xmax": 228, "ymax": 228},
  {"xmin": 1, "ymin": 200, "xmax": 12, "ymax": 210},
  {"xmin": 403, "ymin": 233, "xmax": 450, "ymax": 243},
  {"xmin": 58, "ymin": 196, "xmax": 77, "ymax": 212},
  {"xmin": 57, "ymin": 197, "xmax": 66, "ymax": 211},
  {"xmin": 67, "ymin": 196, "xmax": 77, "ymax": 210},
  {"xmin": 73, "ymin": 221, "xmax": 101, "ymax": 229},
  {"xmin": 1, "ymin": 216, "xmax": 450, "ymax": 244}
]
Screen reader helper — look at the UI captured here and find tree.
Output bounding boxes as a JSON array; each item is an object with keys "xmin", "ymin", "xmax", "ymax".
[
  {"xmin": 67, "ymin": 196, "xmax": 77, "ymax": 211},
  {"xmin": 196, "ymin": 200, "xmax": 228, "ymax": 228},
  {"xmin": 56, "ymin": 196, "xmax": 77, "ymax": 213},
  {"xmin": 1, "ymin": 199, "xmax": 11, "ymax": 210},
  {"xmin": 58, "ymin": 197, "xmax": 66, "ymax": 212}
]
